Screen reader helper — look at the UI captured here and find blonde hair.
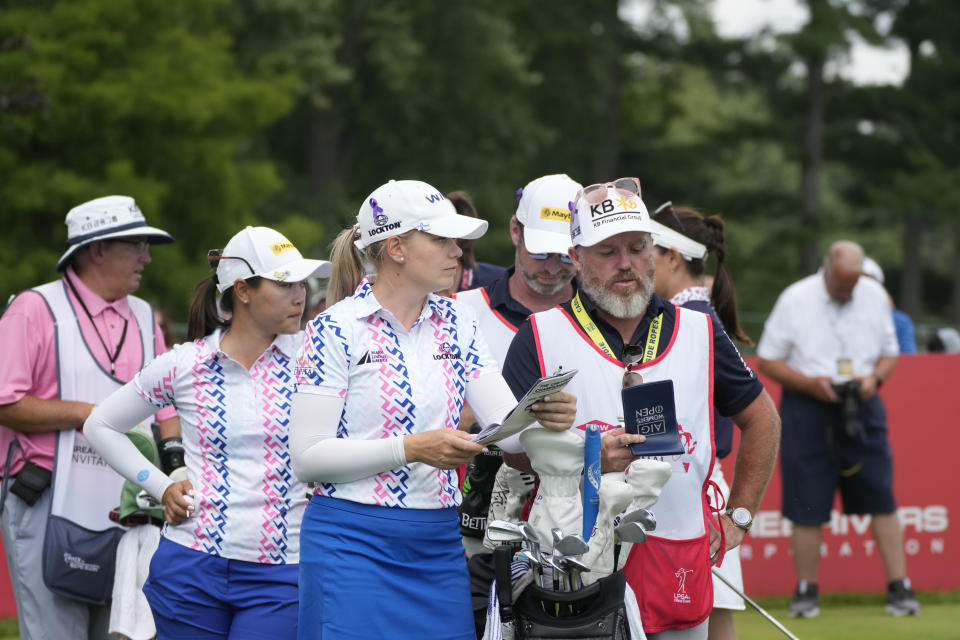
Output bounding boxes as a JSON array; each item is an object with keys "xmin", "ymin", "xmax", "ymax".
[{"xmin": 325, "ymin": 226, "xmax": 414, "ymax": 307}]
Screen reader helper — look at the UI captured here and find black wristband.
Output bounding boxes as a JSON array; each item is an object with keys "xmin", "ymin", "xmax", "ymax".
[{"xmin": 158, "ymin": 436, "xmax": 185, "ymax": 475}]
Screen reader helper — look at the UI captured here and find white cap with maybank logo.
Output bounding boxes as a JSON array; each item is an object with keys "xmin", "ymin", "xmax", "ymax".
[
  {"xmin": 355, "ymin": 179, "xmax": 488, "ymax": 249},
  {"xmin": 515, "ymin": 174, "xmax": 582, "ymax": 255},
  {"xmin": 216, "ymin": 226, "xmax": 331, "ymax": 293},
  {"xmin": 570, "ymin": 185, "xmax": 653, "ymax": 247}
]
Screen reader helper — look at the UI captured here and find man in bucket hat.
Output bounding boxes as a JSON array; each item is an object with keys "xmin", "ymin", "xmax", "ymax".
[
  {"xmin": 0, "ymin": 195, "xmax": 178, "ymax": 639},
  {"xmin": 501, "ymin": 178, "xmax": 780, "ymax": 638}
]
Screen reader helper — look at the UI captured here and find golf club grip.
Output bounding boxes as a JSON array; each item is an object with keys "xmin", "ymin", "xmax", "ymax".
[{"xmin": 494, "ymin": 545, "xmax": 514, "ymax": 621}]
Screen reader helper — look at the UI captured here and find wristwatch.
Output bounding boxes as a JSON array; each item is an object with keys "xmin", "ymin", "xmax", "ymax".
[{"xmin": 724, "ymin": 507, "xmax": 753, "ymax": 532}]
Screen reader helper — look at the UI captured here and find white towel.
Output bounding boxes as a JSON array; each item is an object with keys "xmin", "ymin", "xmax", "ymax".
[
  {"xmin": 623, "ymin": 582, "xmax": 648, "ymax": 640},
  {"xmin": 109, "ymin": 525, "xmax": 160, "ymax": 640}
]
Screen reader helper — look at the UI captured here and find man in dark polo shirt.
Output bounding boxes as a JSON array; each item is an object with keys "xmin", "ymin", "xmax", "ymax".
[
  {"xmin": 500, "ymin": 177, "xmax": 780, "ymax": 639},
  {"xmin": 456, "ymin": 174, "xmax": 582, "ymax": 556}
]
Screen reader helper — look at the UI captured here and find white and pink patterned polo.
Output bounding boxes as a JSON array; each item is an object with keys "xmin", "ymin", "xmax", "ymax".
[
  {"xmin": 294, "ymin": 278, "xmax": 497, "ymax": 510},
  {"xmin": 135, "ymin": 329, "xmax": 307, "ymax": 564}
]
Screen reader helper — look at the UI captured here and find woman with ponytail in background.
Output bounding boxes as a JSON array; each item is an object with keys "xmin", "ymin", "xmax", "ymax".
[
  {"xmin": 650, "ymin": 202, "xmax": 754, "ymax": 640},
  {"xmin": 84, "ymin": 227, "xmax": 330, "ymax": 640},
  {"xmin": 290, "ymin": 180, "xmax": 577, "ymax": 639}
]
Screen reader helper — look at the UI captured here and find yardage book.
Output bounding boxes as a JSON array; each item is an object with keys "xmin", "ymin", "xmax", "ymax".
[
  {"xmin": 621, "ymin": 379, "xmax": 685, "ymax": 456},
  {"xmin": 471, "ymin": 369, "xmax": 578, "ymax": 446}
]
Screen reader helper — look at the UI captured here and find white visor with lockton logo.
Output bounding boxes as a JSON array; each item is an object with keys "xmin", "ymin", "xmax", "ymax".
[
  {"xmin": 355, "ymin": 180, "xmax": 488, "ymax": 249},
  {"xmin": 570, "ymin": 186, "xmax": 653, "ymax": 247}
]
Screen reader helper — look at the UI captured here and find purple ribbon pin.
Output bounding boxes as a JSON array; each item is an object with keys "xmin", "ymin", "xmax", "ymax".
[
  {"xmin": 516, "ymin": 188, "xmax": 523, "ymax": 201},
  {"xmin": 369, "ymin": 198, "xmax": 383, "ymax": 215}
]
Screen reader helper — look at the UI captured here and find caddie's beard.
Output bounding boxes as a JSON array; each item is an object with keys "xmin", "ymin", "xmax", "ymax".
[
  {"xmin": 517, "ymin": 259, "xmax": 575, "ymax": 296},
  {"xmin": 578, "ymin": 254, "xmax": 655, "ymax": 319}
]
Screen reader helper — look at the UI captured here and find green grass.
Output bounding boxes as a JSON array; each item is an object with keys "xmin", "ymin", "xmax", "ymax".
[
  {"xmin": 1, "ymin": 592, "xmax": 958, "ymax": 639},
  {"xmin": 0, "ymin": 619, "xmax": 16, "ymax": 640},
  {"xmin": 733, "ymin": 590, "xmax": 960, "ymax": 639}
]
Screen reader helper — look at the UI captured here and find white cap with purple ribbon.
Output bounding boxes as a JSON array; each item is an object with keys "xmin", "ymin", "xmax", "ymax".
[{"xmin": 355, "ymin": 180, "xmax": 488, "ymax": 249}]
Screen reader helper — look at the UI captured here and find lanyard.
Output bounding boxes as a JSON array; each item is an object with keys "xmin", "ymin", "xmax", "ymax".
[
  {"xmin": 64, "ymin": 274, "xmax": 129, "ymax": 376},
  {"xmin": 571, "ymin": 291, "xmax": 662, "ymax": 365}
]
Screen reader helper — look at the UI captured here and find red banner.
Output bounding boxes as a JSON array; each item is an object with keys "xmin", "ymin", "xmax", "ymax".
[{"xmin": 730, "ymin": 354, "xmax": 960, "ymax": 596}]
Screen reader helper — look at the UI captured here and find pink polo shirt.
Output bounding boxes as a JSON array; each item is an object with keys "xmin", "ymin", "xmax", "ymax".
[{"xmin": 0, "ymin": 266, "xmax": 174, "ymax": 475}]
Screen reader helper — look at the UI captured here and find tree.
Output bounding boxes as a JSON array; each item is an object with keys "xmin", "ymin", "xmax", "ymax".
[{"xmin": 0, "ymin": 0, "xmax": 297, "ymax": 322}]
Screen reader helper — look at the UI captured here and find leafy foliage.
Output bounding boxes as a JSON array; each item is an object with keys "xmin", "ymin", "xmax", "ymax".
[{"xmin": 1, "ymin": 0, "xmax": 957, "ymax": 334}]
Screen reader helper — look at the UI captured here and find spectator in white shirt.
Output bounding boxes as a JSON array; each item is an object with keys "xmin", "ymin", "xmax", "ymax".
[{"xmin": 757, "ymin": 240, "xmax": 919, "ymax": 619}]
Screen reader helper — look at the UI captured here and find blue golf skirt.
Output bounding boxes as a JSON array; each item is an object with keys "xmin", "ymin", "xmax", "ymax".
[{"xmin": 298, "ymin": 495, "xmax": 474, "ymax": 640}]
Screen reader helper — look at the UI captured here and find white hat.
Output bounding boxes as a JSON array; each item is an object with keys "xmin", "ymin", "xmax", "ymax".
[
  {"xmin": 216, "ymin": 226, "xmax": 331, "ymax": 293},
  {"xmin": 862, "ymin": 256, "xmax": 885, "ymax": 284},
  {"xmin": 56, "ymin": 195, "xmax": 174, "ymax": 271},
  {"xmin": 648, "ymin": 211, "xmax": 707, "ymax": 260},
  {"xmin": 570, "ymin": 185, "xmax": 653, "ymax": 247},
  {"xmin": 515, "ymin": 174, "xmax": 582, "ymax": 255},
  {"xmin": 355, "ymin": 180, "xmax": 487, "ymax": 249}
]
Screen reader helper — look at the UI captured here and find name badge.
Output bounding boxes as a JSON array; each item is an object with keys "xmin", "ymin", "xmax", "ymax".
[
  {"xmin": 836, "ymin": 358, "xmax": 854, "ymax": 379},
  {"xmin": 621, "ymin": 379, "xmax": 685, "ymax": 456}
]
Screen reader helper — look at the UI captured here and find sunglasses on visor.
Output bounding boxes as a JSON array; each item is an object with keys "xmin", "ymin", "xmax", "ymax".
[
  {"xmin": 207, "ymin": 249, "xmax": 257, "ymax": 277},
  {"xmin": 573, "ymin": 177, "xmax": 642, "ymax": 210},
  {"xmin": 653, "ymin": 201, "xmax": 685, "ymax": 233},
  {"xmin": 528, "ymin": 251, "xmax": 573, "ymax": 264}
]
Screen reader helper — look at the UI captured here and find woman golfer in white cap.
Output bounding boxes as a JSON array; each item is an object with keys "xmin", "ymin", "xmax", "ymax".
[
  {"xmin": 289, "ymin": 179, "xmax": 577, "ymax": 639},
  {"xmin": 85, "ymin": 226, "xmax": 331, "ymax": 639}
]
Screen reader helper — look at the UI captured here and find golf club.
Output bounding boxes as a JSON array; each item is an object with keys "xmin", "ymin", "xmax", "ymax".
[
  {"xmin": 619, "ymin": 508, "xmax": 657, "ymax": 532},
  {"xmin": 541, "ymin": 552, "xmax": 566, "ymax": 593},
  {"xmin": 555, "ymin": 533, "xmax": 590, "ymax": 557},
  {"xmin": 712, "ymin": 568, "xmax": 799, "ymax": 640},
  {"xmin": 613, "ymin": 521, "xmax": 647, "ymax": 568},
  {"xmin": 559, "ymin": 556, "xmax": 590, "ymax": 591},
  {"xmin": 488, "ymin": 520, "xmax": 525, "ymax": 545}
]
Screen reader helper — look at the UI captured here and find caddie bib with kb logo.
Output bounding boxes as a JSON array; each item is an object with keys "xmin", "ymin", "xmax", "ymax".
[{"xmin": 530, "ymin": 303, "xmax": 716, "ymax": 633}]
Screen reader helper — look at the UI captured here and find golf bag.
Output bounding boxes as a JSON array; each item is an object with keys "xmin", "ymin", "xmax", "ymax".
[{"xmin": 509, "ymin": 571, "xmax": 630, "ymax": 639}]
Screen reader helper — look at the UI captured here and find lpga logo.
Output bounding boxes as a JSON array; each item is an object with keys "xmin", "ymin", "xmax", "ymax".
[{"xmin": 673, "ymin": 568, "xmax": 694, "ymax": 604}]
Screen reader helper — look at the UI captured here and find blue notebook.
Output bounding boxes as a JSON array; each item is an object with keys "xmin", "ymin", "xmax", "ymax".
[{"xmin": 621, "ymin": 379, "xmax": 685, "ymax": 456}]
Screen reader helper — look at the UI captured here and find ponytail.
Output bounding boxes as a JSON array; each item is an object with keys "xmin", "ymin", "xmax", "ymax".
[
  {"xmin": 326, "ymin": 227, "xmax": 367, "ymax": 308},
  {"xmin": 326, "ymin": 225, "xmax": 419, "ymax": 308},
  {"xmin": 703, "ymin": 215, "xmax": 753, "ymax": 346},
  {"xmin": 187, "ymin": 276, "xmax": 230, "ymax": 341},
  {"xmin": 652, "ymin": 205, "xmax": 753, "ymax": 346}
]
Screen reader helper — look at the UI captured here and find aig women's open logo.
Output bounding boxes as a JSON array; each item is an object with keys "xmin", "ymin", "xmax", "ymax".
[{"xmin": 634, "ymin": 404, "xmax": 666, "ymax": 436}]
